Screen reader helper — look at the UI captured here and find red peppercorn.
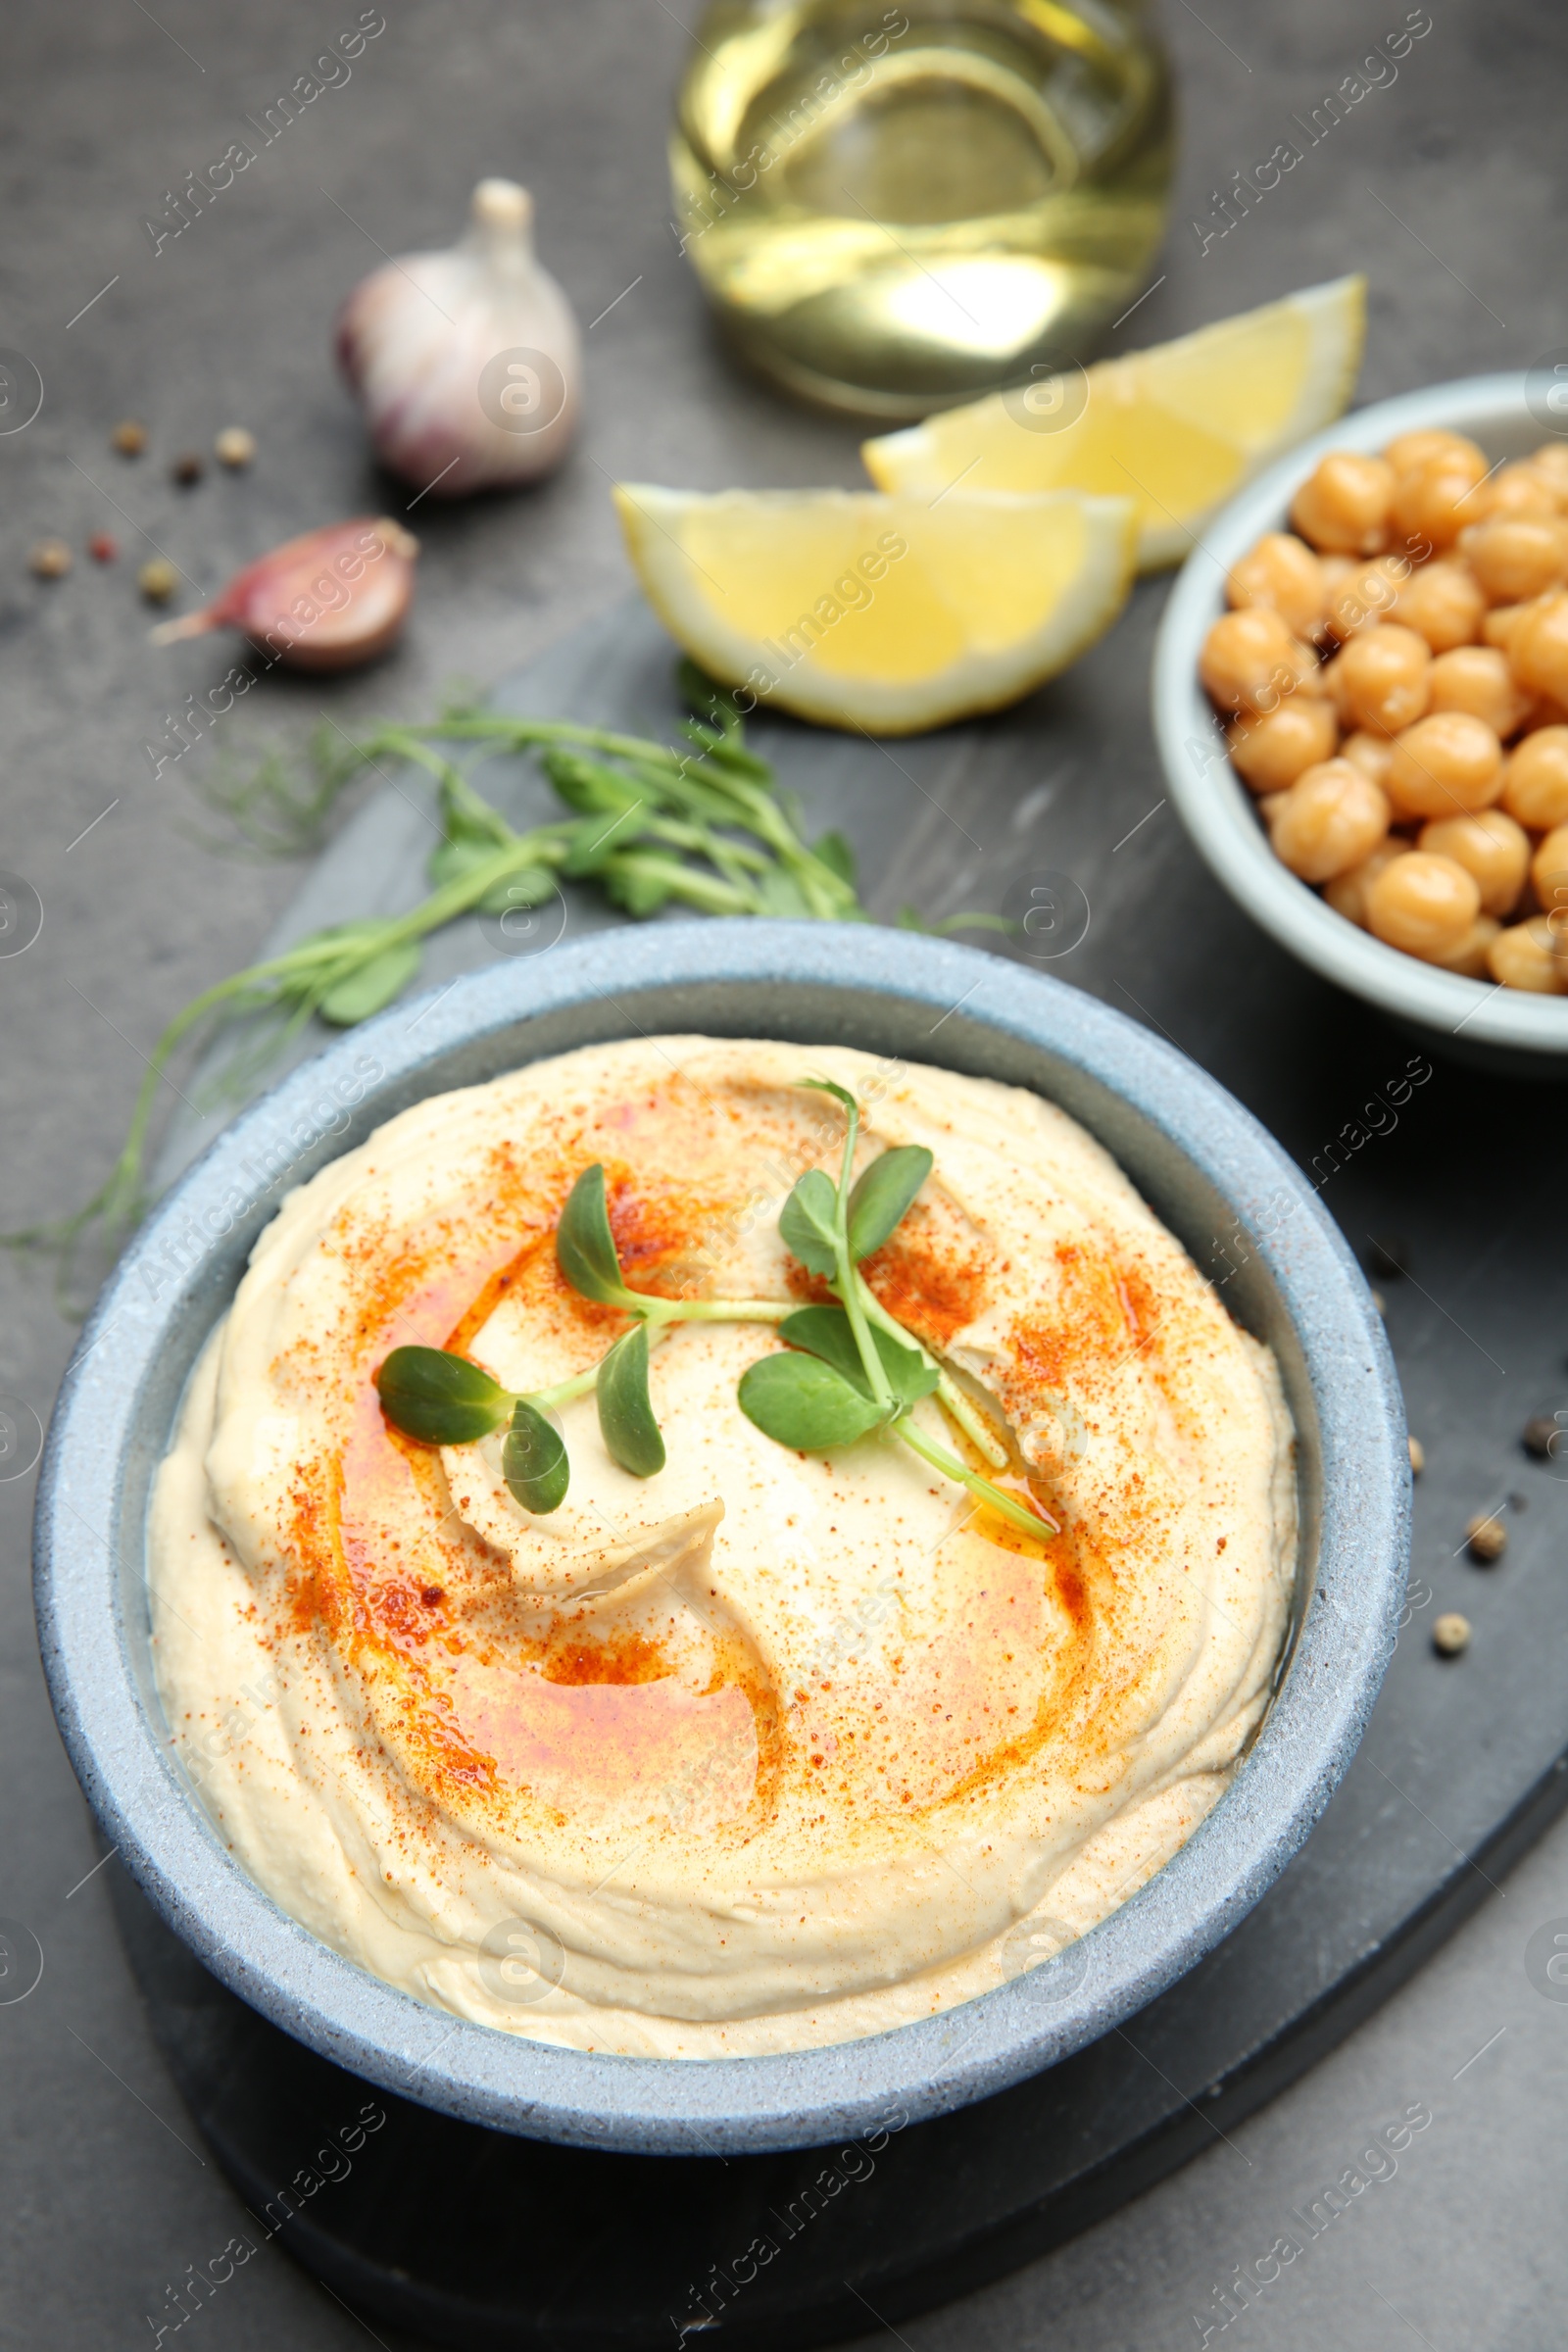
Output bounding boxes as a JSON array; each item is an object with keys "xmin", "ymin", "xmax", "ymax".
[{"xmin": 87, "ymin": 532, "xmax": 119, "ymax": 564}]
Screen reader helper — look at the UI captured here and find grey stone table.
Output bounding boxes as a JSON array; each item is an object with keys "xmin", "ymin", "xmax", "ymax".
[{"xmin": 3, "ymin": 2, "xmax": 1567, "ymax": 2348}]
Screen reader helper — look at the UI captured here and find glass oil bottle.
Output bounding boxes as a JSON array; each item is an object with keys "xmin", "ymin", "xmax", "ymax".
[{"xmin": 670, "ymin": 0, "xmax": 1174, "ymax": 419}]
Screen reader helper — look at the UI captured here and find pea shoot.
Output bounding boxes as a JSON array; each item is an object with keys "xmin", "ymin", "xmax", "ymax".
[
  {"xmin": 376, "ymin": 1084, "xmax": 1055, "ymax": 1544},
  {"xmin": 9, "ymin": 662, "xmax": 1004, "ymax": 1313}
]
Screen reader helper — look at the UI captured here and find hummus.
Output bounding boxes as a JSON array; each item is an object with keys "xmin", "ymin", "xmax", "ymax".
[{"xmin": 150, "ymin": 1038, "xmax": 1296, "ymax": 2057}]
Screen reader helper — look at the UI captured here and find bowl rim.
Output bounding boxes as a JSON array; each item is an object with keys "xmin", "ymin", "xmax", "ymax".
[
  {"xmin": 34, "ymin": 922, "xmax": 1408, "ymax": 2155},
  {"xmin": 1152, "ymin": 370, "xmax": 1568, "ymax": 1058}
]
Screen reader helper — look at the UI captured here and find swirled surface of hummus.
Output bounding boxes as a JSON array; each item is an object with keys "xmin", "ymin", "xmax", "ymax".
[{"xmin": 150, "ymin": 1038, "xmax": 1296, "ymax": 2056}]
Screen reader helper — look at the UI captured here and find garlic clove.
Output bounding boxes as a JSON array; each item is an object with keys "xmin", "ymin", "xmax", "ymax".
[
  {"xmin": 334, "ymin": 177, "xmax": 582, "ymax": 497},
  {"xmin": 149, "ymin": 516, "xmax": 418, "ymax": 671}
]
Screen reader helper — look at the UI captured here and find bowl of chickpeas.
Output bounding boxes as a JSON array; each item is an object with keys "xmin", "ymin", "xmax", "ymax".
[{"xmin": 1152, "ymin": 374, "xmax": 1568, "ymax": 1068}]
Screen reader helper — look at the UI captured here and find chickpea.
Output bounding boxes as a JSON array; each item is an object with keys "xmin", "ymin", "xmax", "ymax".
[
  {"xmin": 1320, "ymin": 651, "xmax": 1351, "ymax": 726},
  {"xmin": 1417, "ymin": 809, "xmax": 1531, "ymax": 916},
  {"xmin": 1325, "ymin": 555, "xmax": 1409, "ymax": 642},
  {"xmin": 1366, "ymin": 852, "xmax": 1482, "ymax": 957},
  {"xmin": 1268, "ymin": 760, "xmax": 1390, "ymax": 883},
  {"xmin": 1483, "ymin": 597, "xmax": 1546, "ymax": 656},
  {"xmin": 1337, "ymin": 623, "xmax": 1431, "ymax": 735},
  {"xmin": 1257, "ymin": 790, "xmax": 1292, "ymax": 825},
  {"xmin": 1502, "ymin": 725, "xmax": 1568, "ymax": 830},
  {"xmin": 1427, "ymin": 645, "xmax": 1529, "ymax": 739},
  {"xmin": 1228, "ymin": 696, "xmax": 1338, "ymax": 793},
  {"xmin": 1391, "ymin": 451, "xmax": 1491, "ymax": 550},
  {"xmin": 1341, "ymin": 729, "xmax": 1394, "ymax": 786},
  {"xmin": 1226, "ymin": 532, "xmax": 1328, "ymax": 641},
  {"xmin": 1472, "ymin": 463, "xmax": 1560, "ymax": 522},
  {"xmin": 1528, "ymin": 820, "xmax": 1568, "ymax": 918},
  {"xmin": 1290, "ymin": 452, "xmax": 1396, "ymax": 556},
  {"xmin": 1509, "ymin": 591, "xmax": 1568, "ymax": 704},
  {"xmin": 1385, "ymin": 711, "xmax": 1504, "ymax": 818},
  {"xmin": 1393, "ymin": 559, "xmax": 1485, "ymax": 653},
  {"xmin": 1200, "ymin": 607, "xmax": 1321, "ymax": 715},
  {"xmin": 1531, "ymin": 444, "xmax": 1568, "ymax": 505},
  {"xmin": 1458, "ymin": 516, "xmax": 1568, "ymax": 606},
  {"xmin": 1488, "ymin": 915, "xmax": 1565, "ymax": 993},
  {"xmin": 1325, "ymin": 836, "xmax": 1405, "ymax": 926},
  {"xmin": 1428, "ymin": 914, "xmax": 1502, "ymax": 977},
  {"xmin": 1384, "ymin": 427, "xmax": 1487, "ymax": 477}
]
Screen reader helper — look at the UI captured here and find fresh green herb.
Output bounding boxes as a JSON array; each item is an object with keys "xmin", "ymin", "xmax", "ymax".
[
  {"xmin": 6, "ymin": 675, "xmax": 866, "ymax": 1304},
  {"xmin": 374, "ymin": 1347, "xmax": 511, "ymax": 1446},
  {"xmin": 739, "ymin": 1084, "xmax": 1053, "ymax": 1542},
  {"xmin": 502, "ymin": 1400, "xmax": 570, "ymax": 1516},
  {"xmin": 374, "ymin": 1161, "xmax": 792, "ymax": 1505},
  {"xmin": 777, "ymin": 1168, "xmax": 839, "ymax": 1280},
  {"xmin": 374, "ymin": 1093, "xmax": 1052, "ymax": 1544},
  {"xmin": 185, "ymin": 723, "xmax": 379, "ymax": 860},
  {"xmin": 777, "ymin": 1305, "xmax": 939, "ymax": 1412},
  {"xmin": 555, "ymin": 1162, "xmax": 632, "ymax": 1308},
  {"xmin": 845, "ymin": 1145, "xmax": 934, "ymax": 1264},
  {"xmin": 735, "ymin": 1351, "xmax": 886, "ymax": 1451},
  {"xmin": 12, "ymin": 664, "xmax": 1008, "ymax": 1310},
  {"xmin": 595, "ymin": 1323, "xmax": 666, "ymax": 1479}
]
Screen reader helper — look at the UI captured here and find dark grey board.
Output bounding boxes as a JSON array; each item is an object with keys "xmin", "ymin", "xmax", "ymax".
[{"xmin": 118, "ymin": 582, "xmax": 1568, "ymax": 2349}]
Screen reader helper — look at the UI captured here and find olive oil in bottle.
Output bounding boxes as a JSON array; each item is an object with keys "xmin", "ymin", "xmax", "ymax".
[{"xmin": 670, "ymin": 0, "xmax": 1174, "ymax": 419}]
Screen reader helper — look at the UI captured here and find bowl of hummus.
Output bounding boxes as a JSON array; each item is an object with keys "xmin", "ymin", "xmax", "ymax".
[{"xmin": 36, "ymin": 922, "xmax": 1408, "ymax": 2154}]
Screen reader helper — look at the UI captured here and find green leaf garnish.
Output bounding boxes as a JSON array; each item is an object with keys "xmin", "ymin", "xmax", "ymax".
[
  {"xmin": 10, "ymin": 666, "xmax": 887, "ymax": 1309},
  {"xmin": 811, "ymin": 830, "xmax": 857, "ymax": 889},
  {"xmin": 596, "ymin": 1322, "xmax": 665, "ymax": 1477},
  {"xmin": 476, "ymin": 863, "xmax": 556, "ymax": 918},
  {"xmin": 756, "ymin": 867, "xmax": 812, "ymax": 917},
  {"xmin": 374, "ymin": 1347, "xmax": 510, "ymax": 1446},
  {"xmin": 503, "ymin": 1400, "xmax": 569, "ymax": 1514},
  {"xmin": 318, "ymin": 939, "xmax": 423, "ymax": 1027},
  {"xmin": 801, "ymin": 1077, "xmax": 859, "ymax": 1118},
  {"xmin": 846, "ymin": 1146, "xmax": 933, "ymax": 1264},
  {"xmin": 738, "ymin": 1350, "xmax": 886, "ymax": 1452},
  {"xmin": 778, "ymin": 1168, "xmax": 840, "ymax": 1279},
  {"xmin": 778, "ymin": 1306, "xmax": 938, "ymax": 1412},
  {"xmin": 556, "ymin": 1164, "xmax": 632, "ymax": 1307}
]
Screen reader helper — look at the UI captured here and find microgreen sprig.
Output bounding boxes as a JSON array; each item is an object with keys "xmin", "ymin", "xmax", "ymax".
[
  {"xmin": 13, "ymin": 663, "xmax": 1008, "ymax": 1313},
  {"xmin": 6, "ymin": 671, "xmax": 869, "ymax": 1305},
  {"xmin": 375, "ymin": 1092, "xmax": 1054, "ymax": 1543},
  {"xmin": 374, "ymin": 1161, "xmax": 792, "ymax": 1510},
  {"xmin": 738, "ymin": 1084, "xmax": 1053, "ymax": 1543}
]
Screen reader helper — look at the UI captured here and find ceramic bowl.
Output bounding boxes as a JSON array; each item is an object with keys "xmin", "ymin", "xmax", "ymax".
[
  {"xmin": 1152, "ymin": 373, "xmax": 1568, "ymax": 1074},
  {"xmin": 35, "ymin": 922, "xmax": 1408, "ymax": 2154}
]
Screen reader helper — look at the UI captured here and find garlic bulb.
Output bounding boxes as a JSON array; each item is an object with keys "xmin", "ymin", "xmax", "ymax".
[
  {"xmin": 335, "ymin": 178, "xmax": 581, "ymax": 496},
  {"xmin": 150, "ymin": 517, "xmax": 418, "ymax": 670}
]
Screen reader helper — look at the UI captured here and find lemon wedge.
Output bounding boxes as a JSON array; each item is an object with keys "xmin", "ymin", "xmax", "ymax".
[
  {"xmin": 612, "ymin": 484, "xmax": 1137, "ymax": 735},
  {"xmin": 861, "ymin": 276, "xmax": 1366, "ymax": 573}
]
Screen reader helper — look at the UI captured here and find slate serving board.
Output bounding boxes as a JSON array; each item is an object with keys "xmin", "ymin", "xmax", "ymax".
[{"xmin": 118, "ymin": 583, "xmax": 1568, "ymax": 2350}]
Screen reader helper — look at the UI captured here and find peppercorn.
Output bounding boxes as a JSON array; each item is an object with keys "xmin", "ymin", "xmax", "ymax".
[
  {"xmin": 137, "ymin": 557, "xmax": 178, "ymax": 604},
  {"xmin": 1466, "ymin": 1513, "xmax": 1506, "ymax": 1564},
  {"xmin": 1433, "ymin": 1612, "xmax": 1471, "ymax": 1656},
  {"xmin": 214, "ymin": 426, "xmax": 255, "ymax": 468},
  {"xmin": 1523, "ymin": 1415, "xmax": 1563, "ymax": 1460},
  {"xmin": 1407, "ymin": 1435, "xmax": 1425, "ymax": 1476},
  {"xmin": 28, "ymin": 538, "xmax": 72, "ymax": 579},
  {"xmin": 110, "ymin": 418, "xmax": 146, "ymax": 457},
  {"xmin": 172, "ymin": 452, "xmax": 204, "ymax": 487},
  {"xmin": 87, "ymin": 532, "xmax": 118, "ymax": 564}
]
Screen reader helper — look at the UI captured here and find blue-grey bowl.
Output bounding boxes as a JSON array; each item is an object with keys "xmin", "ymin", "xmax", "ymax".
[
  {"xmin": 1152, "ymin": 372, "xmax": 1568, "ymax": 1074},
  {"xmin": 34, "ymin": 922, "xmax": 1408, "ymax": 2156}
]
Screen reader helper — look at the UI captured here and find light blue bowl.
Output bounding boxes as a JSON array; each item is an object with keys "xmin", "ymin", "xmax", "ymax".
[
  {"xmin": 34, "ymin": 923, "xmax": 1408, "ymax": 2154},
  {"xmin": 1153, "ymin": 373, "xmax": 1568, "ymax": 1073}
]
